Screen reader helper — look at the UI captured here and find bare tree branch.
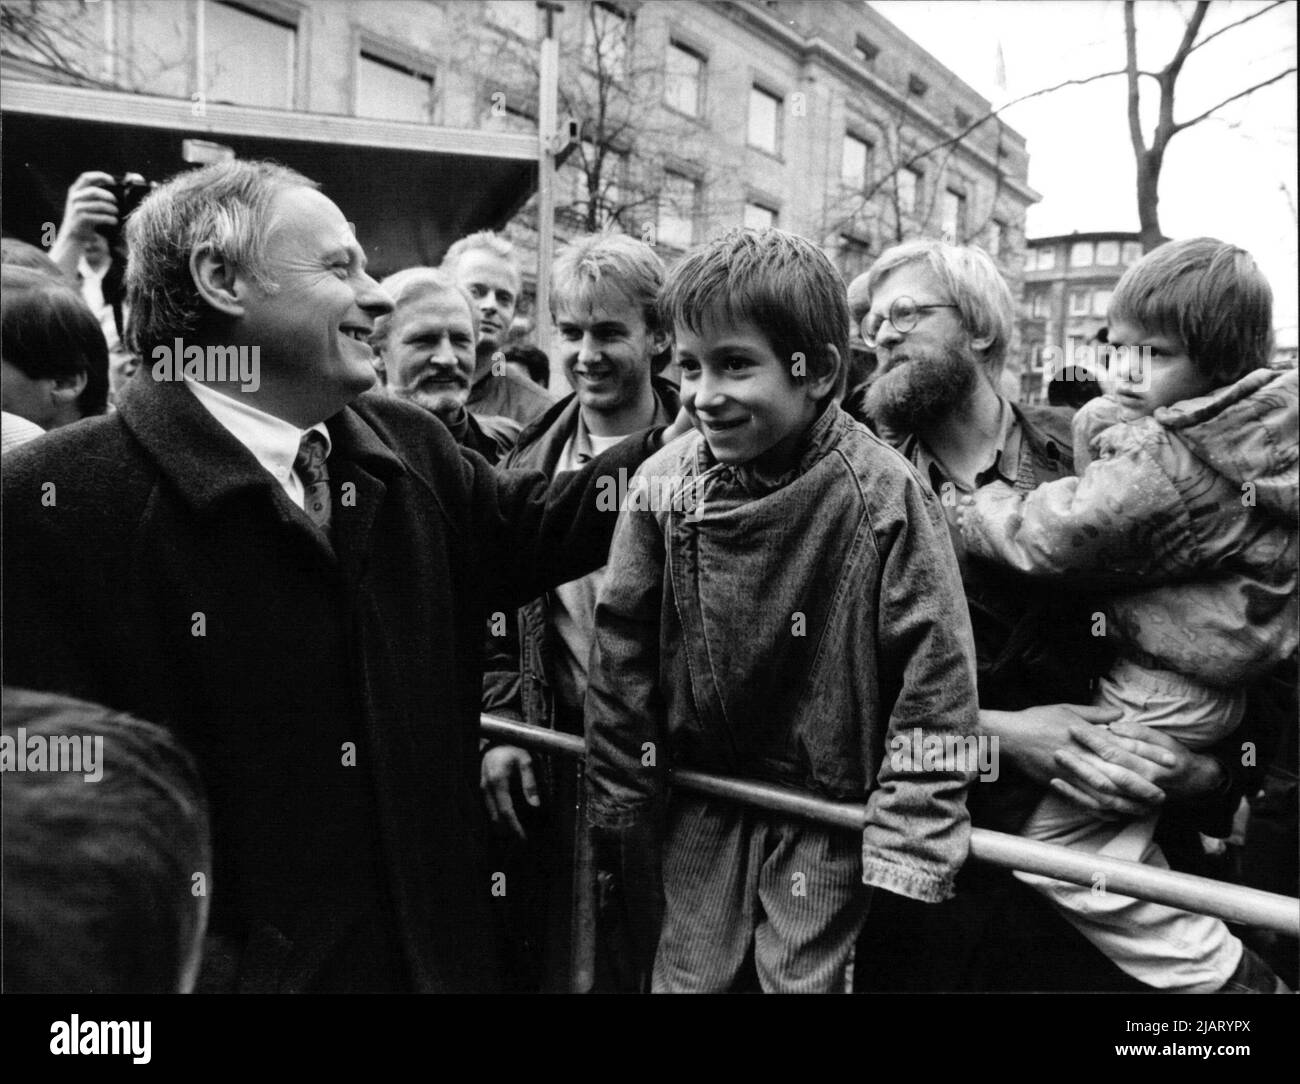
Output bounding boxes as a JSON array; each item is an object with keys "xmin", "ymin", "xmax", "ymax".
[
  {"xmin": 1125, "ymin": 2, "xmax": 1146, "ymax": 156},
  {"xmin": 1187, "ymin": 0, "xmax": 1287, "ymax": 55},
  {"xmin": 1172, "ymin": 66, "xmax": 1297, "ymax": 134},
  {"xmin": 1164, "ymin": 1, "xmax": 1210, "ymax": 75}
]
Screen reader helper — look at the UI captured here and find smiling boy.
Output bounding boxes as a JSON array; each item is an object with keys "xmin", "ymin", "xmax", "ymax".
[{"xmin": 583, "ymin": 228, "xmax": 980, "ymax": 993}]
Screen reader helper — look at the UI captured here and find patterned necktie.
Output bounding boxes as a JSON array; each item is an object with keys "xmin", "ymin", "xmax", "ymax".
[{"xmin": 294, "ymin": 431, "xmax": 332, "ymax": 533}]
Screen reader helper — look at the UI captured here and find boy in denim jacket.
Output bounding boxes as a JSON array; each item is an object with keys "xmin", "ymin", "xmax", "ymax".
[{"xmin": 583, "ymin": 229, "xmax": 980, "ymax": 993}]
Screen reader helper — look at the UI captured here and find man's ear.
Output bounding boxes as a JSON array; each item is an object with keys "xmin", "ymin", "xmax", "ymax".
[
  {"xmin": 49, "ymin": 369, "xmax": 88, "ymax": 404},
  {"xmin": 808, "ymin": 343, "xmax": 842, "ymax": 401},
  {"xmin": 190, "ymin": 243, "xmax": 251, "ymax": 318},
  {"xmin": 650, "ymin": 326, "xmax": 672, "ymax": 358},
  {"xmin": 969, "ymin": 331, "xmax": 995, "ymax": 354}
]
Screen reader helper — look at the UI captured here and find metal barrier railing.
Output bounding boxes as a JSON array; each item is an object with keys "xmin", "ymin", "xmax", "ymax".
[{"xmin": 482, "ymin": 715, "xmax": 1300, "ymax": 938}]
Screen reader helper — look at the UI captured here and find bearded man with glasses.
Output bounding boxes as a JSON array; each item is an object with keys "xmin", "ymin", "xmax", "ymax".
[{"xmin": 846, "ymin": 239, "xmax": 1257, "ymax": 994}]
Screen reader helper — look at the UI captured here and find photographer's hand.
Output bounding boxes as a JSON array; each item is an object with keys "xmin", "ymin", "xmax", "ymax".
[{"xmin": 48, "ymin": 171, "xmax": 118, "ymax": 278}]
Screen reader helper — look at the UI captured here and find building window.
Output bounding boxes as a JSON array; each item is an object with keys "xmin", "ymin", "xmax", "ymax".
[
  {"xmin": 908, "ymin": 73, "xmax": 929, "ymax": 97},
  {"xmin": 583, "ymin": 1, "xmax": 629, "ymax": 79},
  {"xmin": 657, "ymin": 171, "xmax": 697, "ymax": 249},
  {"xmin": 664, "ymin": 40, "xmax": 704, "ymax": 117},
  {"xmin": 940, "ymin": 189, "xmax": 965, "ymax": 244},
  {"xmin": 1092, "ymin": 288, "xmax": 1113, "ymax": 318},
  {"xmin": 897, "ymin": 167, "xmax": 921, "ymax": 215},
  {"xmin": 989, "ymin": 219, "xmax": 1007, "ymax": 258},
  {"xmin": 1071, "ymin": 241, "xmax": 1094, "ymax": 267},
  {"xmin": 356, "ymin": 52, "xmax": 434, "ymax": 123},
  {"xmin": 853, "ymin": 35, "xmax": 879, "ymax": 65},
  {"xmin": 206, "ymin": 1, "xmax": 297, "ymax": 110},
  {"xmin": 954, "ymin": 107, "xmax": 972, "ymax": 130},
  {"xmin": 743, "ymin": 202, "xmax": 777, "ymax": 230},
  {"xmin": 1024, "ymin": 250, "xmax": 1037, "ymax": 272},
  {"xmin": 1069, "ymin": 290, "xmax": 1091, "ymax": 317},
  {"xmin": 1095, "ymin": 240, "xmax": 1120, "ymax": 266},
  {"xmin": 1122, "ymin": 241, "xmax": 1143, "ymax": 264},
  {"xmin": 1031, "ymin": 293, "xmax": 1050, "ymax": 318},
  {"xmin": 1036, "ymin": 248, "xmax": 1057, "ymax": 271},
  {"xmin": 748, "ymin": 86, "xmax": 781, "ymax": 155},
  {"xmin": 486, "ymin": 0, "xmax": 537, "ymax": 40},
  {"xmin": 841, "ymin": 132, "xmax": 872, "ymax": 191},
  {"xmin": 838, "ymin": 235, "xmax": 872, "ymax": 281}
]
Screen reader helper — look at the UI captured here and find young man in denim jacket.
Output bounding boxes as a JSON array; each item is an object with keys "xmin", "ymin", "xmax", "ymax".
[{"xmin": 583, "ymin": 228, "xmax": 979, "ymax": 993}]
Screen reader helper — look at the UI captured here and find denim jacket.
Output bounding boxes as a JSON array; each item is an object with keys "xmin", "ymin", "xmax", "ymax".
[{"xmin": 584, "ymin": 403, "xmax": 979, "ymax": 903}]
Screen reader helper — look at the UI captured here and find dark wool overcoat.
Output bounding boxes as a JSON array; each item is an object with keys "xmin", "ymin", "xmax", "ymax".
[{"xmin": 2, "ymin": 372, "xmax": 659, "ymax": 992}]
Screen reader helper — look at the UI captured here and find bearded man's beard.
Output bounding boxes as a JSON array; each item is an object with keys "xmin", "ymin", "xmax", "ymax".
[{"xmin": 863, "ymin": 341, "xmax": 981, "ymax": 435}]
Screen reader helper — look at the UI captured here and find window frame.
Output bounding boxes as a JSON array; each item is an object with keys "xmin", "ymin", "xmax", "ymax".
[
  {"xmin": 940, "ymin": 187, "xmax": 966, "ymax": 244},
  {"xmin": 841, "ymin": 130, "xmax": 873, "ymax": 192},
  {"xmin": 202, "ymin": 0, "xmax": 306, "ymax": 111},
  {"xmin": 853, "ymin": 34, "xmax": 879, "ymax": 65},
  {"xmin": 663, "ymin": 36, "xmax": 707, "ymax": 120},
  {"xmin": 351, "ymin": 31, "xmax": 438, "ymax": 123},
  {"xmin": 656, "ymin": 168, "xmax": 699, "ymax": 250},
  {"xmin": 747, "ymin": 82, "xmax": 783, "ymax": 158},
  {"xmin": 581, "ymin": 0, "xmax": 633, "ymax": 83},
  {"xmin": 743, "ymin": 200, "xmax": 779, "ymax": 231}
]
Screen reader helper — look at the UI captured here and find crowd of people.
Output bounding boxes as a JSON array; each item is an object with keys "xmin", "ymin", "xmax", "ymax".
[{"xmin": 2, "ymin": 159, "xmax": 1295, "ymax": 995}]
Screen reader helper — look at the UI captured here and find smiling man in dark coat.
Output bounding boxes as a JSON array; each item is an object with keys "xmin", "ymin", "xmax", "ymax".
[{"xmin": 1, "ymin": 160, "xmax": 675, "ymax": 993}]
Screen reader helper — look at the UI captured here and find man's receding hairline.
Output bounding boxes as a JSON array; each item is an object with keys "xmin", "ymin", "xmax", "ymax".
[{"xmin": 392, "ymin": 285, "xmax": 475, "ymax": 333}]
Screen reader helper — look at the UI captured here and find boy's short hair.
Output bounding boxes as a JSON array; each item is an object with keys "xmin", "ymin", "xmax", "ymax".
[
  {"xmin": 2, "ymin": 688, "xmax": 211, "ymax": 993},
  {"xmin": 552, "ymin": 231, "xmax": 670, "ymax": 371},
  {"xmin": 1, "ymin": 264, "xmax": 110, "ymax": 417},
  {"xmin": 658, "ymin": 227, "xmax": 848, "ymax": 402},
  {"xmin": 1108, "ymin": 237, "xmax": 1273, "ymax": 385},
  {"xmin": 864, "ymin": 238, "xmax": 1013, "ymax": 378}
]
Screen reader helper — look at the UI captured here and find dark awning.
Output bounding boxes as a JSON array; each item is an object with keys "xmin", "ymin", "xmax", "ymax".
[{"xmin": 2, "ymin": 82, "xmax": 538, "ymax": 278}]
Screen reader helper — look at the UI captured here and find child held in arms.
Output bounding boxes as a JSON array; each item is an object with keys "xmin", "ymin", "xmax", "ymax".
[{"xmin": 958, "ymin": 237, "xmax": 1296, "ymax": 993}]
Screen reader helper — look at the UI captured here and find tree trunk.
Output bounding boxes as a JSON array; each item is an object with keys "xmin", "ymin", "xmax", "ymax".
[{"xmin": 1135, "ymin": 150, "xmax": 1164, "ymax": 252}]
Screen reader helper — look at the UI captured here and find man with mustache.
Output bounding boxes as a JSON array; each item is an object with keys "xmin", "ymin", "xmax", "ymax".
[
  {"xmin": 442, "ymin": 231, "xmax": 554, "ymax": 427},
  {"xmin": 848, "ymin": 239, "xmax": 1247, "ymax": 992},
  {"xmin": 372, "ymin": 267, "xmax": 520, "ymax": 465}
]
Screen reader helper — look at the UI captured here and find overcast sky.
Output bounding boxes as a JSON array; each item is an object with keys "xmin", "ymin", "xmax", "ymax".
[{"xmin": 869, "ymin": 0, "xmax": 1298, "ymax": 343}]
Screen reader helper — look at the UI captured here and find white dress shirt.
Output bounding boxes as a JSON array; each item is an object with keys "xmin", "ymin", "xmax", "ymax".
[{"xmin": 184, "ymin": 377, "xmax": 331, "ymax": 512}]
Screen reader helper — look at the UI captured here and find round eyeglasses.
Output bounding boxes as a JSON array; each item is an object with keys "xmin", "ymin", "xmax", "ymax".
[{"xmin": 860, "ymin": 296, "xmax": 959, "ymax": 348}]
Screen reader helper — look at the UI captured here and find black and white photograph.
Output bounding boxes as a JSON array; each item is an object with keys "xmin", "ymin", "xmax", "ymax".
[{"xmin": 0, "ymin": 0, "xmax": 1295, "ymax": 1065}]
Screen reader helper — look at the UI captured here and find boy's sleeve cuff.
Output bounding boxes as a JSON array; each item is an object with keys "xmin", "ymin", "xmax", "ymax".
[
  {"xmin": 585, "ymin": 796, "xmax": 651, "ymax": 832},
  {"xmin": 861, "ymin": 853, "xmax": 958, "ymax": 904}
]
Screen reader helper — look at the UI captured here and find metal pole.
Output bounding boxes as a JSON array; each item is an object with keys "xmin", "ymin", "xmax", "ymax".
[
  {"xmin": 194, "ymin": 0, "xmax": 206, "ymax": 110},
  {"xmin": 536, "ymin": 2, "xmax": 561, "ymax": 376},
  {"xmin": 480, "ymin": 715, "xmax": 1300, "ymax": 937}
]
